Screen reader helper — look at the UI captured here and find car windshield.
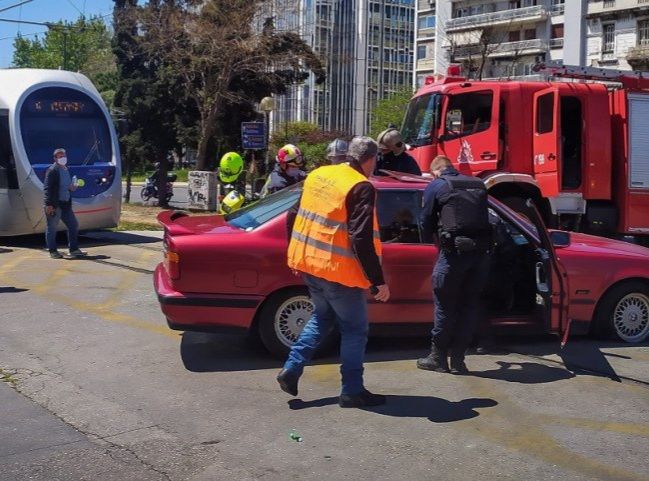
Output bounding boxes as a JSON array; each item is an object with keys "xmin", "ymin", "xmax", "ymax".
[
  {"xmin": 401, "ymin": 93, "xmax": 441, "ymax": 147},
  {"xmin": 225, "ymin": 183, "xmax": 302, "ymax": 230}
]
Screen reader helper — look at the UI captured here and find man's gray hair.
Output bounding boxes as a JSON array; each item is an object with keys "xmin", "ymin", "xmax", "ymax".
[{"xmin": 347, "ymin": 136, "xmax": 378, "ymax": 164}]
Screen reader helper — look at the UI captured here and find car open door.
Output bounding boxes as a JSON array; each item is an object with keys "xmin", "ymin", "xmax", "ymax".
[
  {"xmin": 525, "ymin": 199, "xmax": 571, "ymax": 345},
  {"xmin": 532, "ymin": 87, "xmax": 561, "ymax": 198}
]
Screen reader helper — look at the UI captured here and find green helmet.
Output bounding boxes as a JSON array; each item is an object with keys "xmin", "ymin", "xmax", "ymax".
[{"xmin": 219, "ymin": 152, "xmax": 244, "ymax": 183}]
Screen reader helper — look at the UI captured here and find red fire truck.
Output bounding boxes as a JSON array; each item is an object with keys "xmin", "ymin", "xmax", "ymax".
[{"xmin": 402, "ymin": 62, "xmax": 649, "ymax": 244}]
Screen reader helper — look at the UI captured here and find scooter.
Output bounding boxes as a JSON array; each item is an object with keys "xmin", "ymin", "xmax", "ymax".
[{"xmin": 141, "ymin": 173, "xmax": 177, "ymax": 203}]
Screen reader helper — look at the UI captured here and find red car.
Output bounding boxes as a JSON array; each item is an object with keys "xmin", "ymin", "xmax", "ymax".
[{"xmin": 154, "ymin": 177, "xmax": 649, "ymax": 357}]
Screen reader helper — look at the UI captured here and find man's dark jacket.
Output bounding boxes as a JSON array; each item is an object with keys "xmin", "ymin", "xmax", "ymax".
[
  {"xmin": 43, "ymin": 164, "xmax": 68, "ymax": 208},
  {"xmin": 375, "ymin": 151, "xmax": 422, "ymax": 176}
]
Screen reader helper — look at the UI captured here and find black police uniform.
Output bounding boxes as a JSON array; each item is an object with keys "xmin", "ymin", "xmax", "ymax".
[{"xmin": 420, "ymin": 166, "xmax": 492, "ymax": 370}]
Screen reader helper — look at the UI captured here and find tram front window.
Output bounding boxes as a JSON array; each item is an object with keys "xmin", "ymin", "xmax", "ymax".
[{"xmin": 20, "ymin": 87, "xmax": 112, "ymax": 166}]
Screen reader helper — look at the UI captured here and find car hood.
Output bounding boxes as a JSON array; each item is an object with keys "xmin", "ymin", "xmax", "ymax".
[
  {"xmin": 157, "ymin": 211, "xmax": 240, "ymax": 236},
  {"xmin": 563, "ymin": 232, "xmax": 649, "ymax": 259}
]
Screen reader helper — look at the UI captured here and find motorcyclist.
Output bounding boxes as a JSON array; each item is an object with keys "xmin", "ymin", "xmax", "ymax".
[
  {"xmin": 261, "ymin": 144, "xmax": 306, "ymax": 197},
  {"xmin": 217, "ymin": 152, "xmax": 246, "ymax": 213}
]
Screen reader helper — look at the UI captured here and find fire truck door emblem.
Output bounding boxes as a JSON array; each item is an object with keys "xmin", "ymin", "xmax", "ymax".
[{"xmin": 457, "ymin": 139, "xmax": 474, "ymax": 163}]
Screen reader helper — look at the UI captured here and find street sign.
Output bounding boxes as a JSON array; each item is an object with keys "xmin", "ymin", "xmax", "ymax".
[{"xmin": 241, "ymin": 122, "xmax": 266, "ymax": 150}]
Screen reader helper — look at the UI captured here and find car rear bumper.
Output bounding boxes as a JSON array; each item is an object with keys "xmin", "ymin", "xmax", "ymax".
[{"xmin": 154, "ymin": 263, "xmax": 264, "ymax": 332}]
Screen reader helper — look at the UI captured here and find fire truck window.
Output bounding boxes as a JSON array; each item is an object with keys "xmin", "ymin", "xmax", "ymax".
[
  {"xmin": 560, "ymin": 96, "xmax": 582, "ymax": 189},
  {"xmin": 445, "ymin": 91, "xmax": 493, "ymax": 137},
  {"xmin": 536, "ymin": 92, "xmax": 554, "ymax": 134}
]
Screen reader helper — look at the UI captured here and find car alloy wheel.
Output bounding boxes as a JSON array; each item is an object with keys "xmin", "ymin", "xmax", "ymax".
[
  {"xmin": 612, "ymin": 293, "xmax": 649, "ymax": 343},
  {"xmin": 274, "ymin": 295, "xmax": 314, "ymax": 348}
]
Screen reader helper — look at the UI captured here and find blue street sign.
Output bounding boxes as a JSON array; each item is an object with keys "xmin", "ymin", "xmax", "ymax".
[{"xmin": 241, "ymin": 122, "xmax": 267, "ymax": 150}]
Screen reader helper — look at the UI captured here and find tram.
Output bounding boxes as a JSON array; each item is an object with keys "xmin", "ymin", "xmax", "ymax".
[{"xmin": 0, "ymin": 69, "xmax": 121, "ymax": 236}]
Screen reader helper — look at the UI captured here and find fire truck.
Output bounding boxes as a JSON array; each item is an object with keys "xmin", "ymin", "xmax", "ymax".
[{"xmin": 402, "ymin": 62, "xmax": 649, "ymax": 244}]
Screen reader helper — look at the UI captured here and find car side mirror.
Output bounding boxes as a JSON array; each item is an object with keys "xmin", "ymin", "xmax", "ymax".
[{"xmin": 550, "ymin": 230, "xmax": 571, "ymax": 248}]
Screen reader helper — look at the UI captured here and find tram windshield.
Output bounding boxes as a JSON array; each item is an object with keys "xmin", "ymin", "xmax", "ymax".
[{"xmin": 20, "ymin": 87, "xmax": 112, "ymax": 166}]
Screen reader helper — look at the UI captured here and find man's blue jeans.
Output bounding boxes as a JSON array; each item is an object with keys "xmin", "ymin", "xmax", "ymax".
[
  {"xmin": 45, "ymin": 202, "xmax": 79, "ymax": 252},
  {"xmin": 283, "ymin": 273, "xmax": 369, "ymax": 395}
]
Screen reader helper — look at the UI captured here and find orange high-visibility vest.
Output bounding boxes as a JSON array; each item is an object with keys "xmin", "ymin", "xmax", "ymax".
[{"xmin": 287, "ymin": 164, "xmax": 382, "ymax": 288}]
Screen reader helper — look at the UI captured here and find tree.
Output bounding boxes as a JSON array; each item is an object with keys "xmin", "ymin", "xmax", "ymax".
[
  {"xmin": 12, "ymin": 16, "xmax": 117, "ymax": 106},
  {"xmin": 139, "ymin": 0, "xmax": 325, "ymax": 170},
  {"xmin": 369, "ymin": 89, "xmax": 414, "ymax": 139},
  {"xmin": 112, "ymin": 0, "xmax": 190, "ymax": 206}
]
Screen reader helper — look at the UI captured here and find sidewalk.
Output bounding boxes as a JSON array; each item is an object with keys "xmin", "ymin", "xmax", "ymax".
[{"xmin": 122, "ymin": 181, "xmax": 189, "ymax": 187}]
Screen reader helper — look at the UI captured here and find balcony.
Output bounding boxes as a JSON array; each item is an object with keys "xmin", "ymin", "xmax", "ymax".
[
  {"xmin": 549, "ymin": 38, "xmax": 564, "ymax": 49},
  {"xmin": 452, "ymin": 39, "xmax": 548, "ymax": 60},
  {"xmin": 416, "ymin": 58, "xmax": 436, "ymax": 71},
  {"xmin": 446, "ymin": 5, "xmax": 548, "ymax": 32},
  {"xmin": 627, "ymin": 45, "xmax": 649, "ymax": 70}
]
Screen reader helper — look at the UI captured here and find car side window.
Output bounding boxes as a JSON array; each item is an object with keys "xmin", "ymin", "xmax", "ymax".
[{"xmin": 376, "ymin": 190, "xmax": 423, "ymax": 244}]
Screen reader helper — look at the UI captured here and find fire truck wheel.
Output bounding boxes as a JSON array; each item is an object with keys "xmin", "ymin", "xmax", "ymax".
[{"xmin": 593, "ymin": 281, "xmax": 649, "ymax": 343}]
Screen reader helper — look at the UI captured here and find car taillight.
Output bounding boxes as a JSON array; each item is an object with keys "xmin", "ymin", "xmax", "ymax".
[{"xmin": 163, "ymin": 237, "xmax": 180, "ymax": 280}]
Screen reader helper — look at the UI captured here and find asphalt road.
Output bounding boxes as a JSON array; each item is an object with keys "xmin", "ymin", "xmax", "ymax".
[
  {"xmin": 122, "ymin": 182, "xmax": 189, "ymax": 209},
  {"xmin": 1, "ymin": 232, "xmax": 648, "ymax": 481}
]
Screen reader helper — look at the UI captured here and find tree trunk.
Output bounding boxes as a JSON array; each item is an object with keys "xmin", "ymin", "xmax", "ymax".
[{"xmin": 196, "ymin": 109, "xmax": 218, "ymax": 171}]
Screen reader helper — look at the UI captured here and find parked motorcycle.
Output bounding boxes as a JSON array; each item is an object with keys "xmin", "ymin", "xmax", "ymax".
[{"xmin": 141, "ymin": 173, "xmax": 177, "ymax": 203}]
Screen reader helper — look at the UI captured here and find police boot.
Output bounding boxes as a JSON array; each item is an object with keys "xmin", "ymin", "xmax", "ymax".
[
  {"xmin": 449, "ymin": 349, "xmax": 469, "ymax": 375},
  {"xmin": 416, "ymin": 342, "xmax": 449, "ymax": 373}
]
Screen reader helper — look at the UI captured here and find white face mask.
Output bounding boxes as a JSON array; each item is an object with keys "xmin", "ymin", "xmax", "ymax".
[
  {"xmin": 286, "ymin": 166, "xmax": 301, "ymax": 178},
  {"xmin": 56, "ymin": 157, "xmax": 68, "ymax": 166}
]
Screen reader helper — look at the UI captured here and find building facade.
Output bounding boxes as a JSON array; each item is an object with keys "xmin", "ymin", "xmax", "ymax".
[
  {"xmin": 269, "ymin": 0, "xmax": 415, "ymax": 135},
  {"xmin": 417, "ymin": 0, "xmax": 649, "ymax": 86}
]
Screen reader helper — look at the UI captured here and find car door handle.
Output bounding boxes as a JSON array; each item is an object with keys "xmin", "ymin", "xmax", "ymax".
[
  {"xmin": 548, "ymin": 153, "xmax": 556, "ymax": 161},
  {"xmin": 480, "ymin": 151, "xmax": 497, "ymax": 160}
]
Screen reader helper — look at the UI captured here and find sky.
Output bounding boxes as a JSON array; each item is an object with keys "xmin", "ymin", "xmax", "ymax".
[{"xmin": 0, "ymin": 0, "xmax": 116, "ymax": 68}]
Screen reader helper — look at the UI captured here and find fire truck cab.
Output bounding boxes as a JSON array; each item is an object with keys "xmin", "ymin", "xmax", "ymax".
[{"xmin": 403, "ymin": 63, "xmax": 649, "ymax": 242}]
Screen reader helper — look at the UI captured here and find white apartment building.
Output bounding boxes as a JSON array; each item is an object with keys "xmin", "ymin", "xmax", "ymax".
[
  {"xmin": 415, "ymin": 0, "xmax": 649, "ymax": 86},
  {"xmin": 269, "ymin": 0, "xmax": 415, "ymax": 135}
]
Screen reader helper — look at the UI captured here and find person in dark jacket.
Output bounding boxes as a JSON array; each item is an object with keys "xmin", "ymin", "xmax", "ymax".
[
  {"xmin": 260, "ymin": 144, "xmax": 306, "ymax": 197},
  {"xmin": 417, "ymin": 155, "xmax": 491, "ymax": 374},
  {"xmin": 279, "ymin": 136, "xmax": 390, "ymax": 408},
  {"xmin": 43, "ymin": 148, "xmax": 85, "ymax": 259},
  {"xmin": 374, "ymin": 128, "xmax": 422, "ymax": 176}
]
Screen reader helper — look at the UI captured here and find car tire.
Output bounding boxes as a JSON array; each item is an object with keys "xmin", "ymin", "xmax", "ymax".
[
  {"xmin": 257, "ymin": 288, "xmax": 337, "ymax": 358},
  {"xmin": 593, "ymin": 281, "xmax": 649, "ymax": 343},
  {"xmin": 140, "ymin": 187, "xmax": 151, "ymax": 201}
]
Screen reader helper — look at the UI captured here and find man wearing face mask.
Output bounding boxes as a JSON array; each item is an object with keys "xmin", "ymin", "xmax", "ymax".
[
  {"xmin": 43, "ymin": 148, "xmax": 85, "ymax": 259},
  {"xmin": 374, "ymin": 128, "xmax": 422, "ymax": 176},
  {"xmin": 260, "ymin": 144, "xmax": 306, "ymax": 197}
]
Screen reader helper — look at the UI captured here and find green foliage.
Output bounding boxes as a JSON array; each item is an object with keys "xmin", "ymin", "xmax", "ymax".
[
  {"xmin": 12, "ymin": 16, "xmax": 117, "ymax": 108},
  {"xmin": 270, "ymin": 121, "xmax": 346, "ymax": 170},
  {"xmin": 369, "ymin": 88, "xmax": 415, "ymax": 139}
]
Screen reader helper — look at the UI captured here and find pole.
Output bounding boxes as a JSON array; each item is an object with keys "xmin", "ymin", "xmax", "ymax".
[
  {"xmin": 63, "ymin": 30, "xmax": 68, "ymax": 70},
  {"xmin": 264, "ymin": 110, "xmax": 270, "ymax": 174}
]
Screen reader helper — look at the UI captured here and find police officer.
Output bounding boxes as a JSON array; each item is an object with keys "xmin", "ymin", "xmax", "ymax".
[{"xmin": 417, "ymin": 155, "xmax": 491, "ymax": 374}]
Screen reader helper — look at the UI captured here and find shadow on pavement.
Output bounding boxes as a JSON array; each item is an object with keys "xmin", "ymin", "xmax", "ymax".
[
  {"xmin": 289, "ymin": 395, "xmax": 498, "ymax": 422},
  {"xmin": 502, "ymin": 335, "xmax": 649, "ymax": 383},
  {"xmin": 0, "ymin": 287, "xmax": 29, "ymax": 294},
  {"xmin": 179, "ymin": 332, "xmax": 430, "ymax": 373},
  {"xmin": 0, "ymin": 247, "xmax": 13, "ymax": 253},
  {"xmin": 80, "ymin": 230, "xmax": 162, "ymax": 247},
  {"xmin": 65, "ymin": 254, "xmax": 111, "ymax": 261},
  {"xmin": 472, "ymin": 360, "xmax": 575, "ymax": 384}
]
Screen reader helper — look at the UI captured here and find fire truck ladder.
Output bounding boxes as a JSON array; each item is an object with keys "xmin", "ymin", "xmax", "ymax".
[{"xmin": 533, "ymin": 61, "xmax": 649, "ymax": 90}]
